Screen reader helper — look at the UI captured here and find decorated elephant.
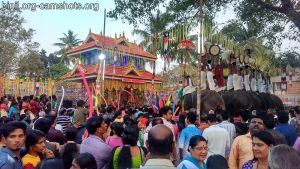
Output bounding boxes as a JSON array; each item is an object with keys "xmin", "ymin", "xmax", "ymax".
[
  {"xmin": 183, "ymin": 87, "xmax": 226, "ymax": 114},
  {"xmin": 220, "ymin": 91, "xmax": 284, "ymax": 114}
]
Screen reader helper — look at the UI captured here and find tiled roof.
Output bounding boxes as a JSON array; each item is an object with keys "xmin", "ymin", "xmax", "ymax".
[
  {"xmin": 61, "ymin": 64, "xmax": 162, "ymax": 82},
  {"xmin": 66, "ymin": 33, "xmax": 157, "ymax": 60}
]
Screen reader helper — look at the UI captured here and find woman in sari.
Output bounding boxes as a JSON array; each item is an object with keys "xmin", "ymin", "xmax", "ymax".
[{"xmin": 177, "ymin": 135, "xmax": 208, "ymax": 169}]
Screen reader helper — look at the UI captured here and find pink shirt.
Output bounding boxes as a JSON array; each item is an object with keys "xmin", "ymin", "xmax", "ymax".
[
  {"xmin": 105, "ymin": 136, "xmax": 123, "ymax": 148},
  {"xmin": 293, "ymin": 137, "xmax": 300, "ymax": 152}
]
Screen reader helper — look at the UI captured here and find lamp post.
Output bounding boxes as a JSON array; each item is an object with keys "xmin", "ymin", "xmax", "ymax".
[
  {"xmin": 197, "ymin": 0, "xmax": 205, "ymax": 116},
  {"xmin": 98, "ymin": 53, "xmax": 105, "ymax": 97}
]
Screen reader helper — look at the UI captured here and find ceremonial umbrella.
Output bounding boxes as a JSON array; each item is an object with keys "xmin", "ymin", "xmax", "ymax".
[{"xmin": 177, "ymin": 40, "xmax": 196, "ymax": 50}]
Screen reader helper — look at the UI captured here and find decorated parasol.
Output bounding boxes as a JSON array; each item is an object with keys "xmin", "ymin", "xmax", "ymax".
[{"xmin": 178, "ymin": 40, "xmax": 196, "ymax": 50}]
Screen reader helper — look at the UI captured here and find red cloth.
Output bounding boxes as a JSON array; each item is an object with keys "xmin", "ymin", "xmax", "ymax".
[
  {"xmin": 0, "ymin": 104, "xmax": 9, "ymax": 112},
  {"xmin": 22, "ymin": 102, "xmax": 31, "ymax": 111},
  {"xmin": 30, "ymin": 100, "xmax": 40, "ymax": 116},
  {"xmin": 215, "ymin": 64, "xmax": 224, "ymax": 87}
]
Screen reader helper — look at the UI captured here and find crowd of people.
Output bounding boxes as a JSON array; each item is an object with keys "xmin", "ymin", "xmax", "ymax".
[{"xmin": 0, "ymin": 94, "xmax": 300, "ymax": 169}]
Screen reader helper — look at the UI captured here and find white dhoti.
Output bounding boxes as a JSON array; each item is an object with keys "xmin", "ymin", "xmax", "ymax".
[
  {"xmin": 227, "ymin": 75, "xmax": 233, "ymax": 90},
  {"xmin": 244, "ymin": 74, "xmax": 250, "ymax": 91},
  {"xmin": 207, "ymin": 71, "xmax": 216, "ymax": 91},
  {"xmin": 201, "ymin": 71, "xmax": 207, "ymax": 90},
  {"xmin": 251, "ymin": 78, "xmax": 257, "ymax": 92},
  {"xmin": 268, "ymin": 83, "xmax": 274, "ymax": 94},
  {"xmin": 237, "ymin": 75, "xmax": 244, "ymax": 90},
  {"xmin": 233, "ymin": 74, "xmax": 239, "ymax": 91}
]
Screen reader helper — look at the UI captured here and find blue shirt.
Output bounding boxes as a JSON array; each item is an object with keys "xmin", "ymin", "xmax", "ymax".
[
  {"xmin": 179, "ymin": 124, "xmax": 202, "ymax": 157},
  {"xmin": 0, "ymin": 147, "xmax": 23, "ymax": 169},
  {"xmin": 275, "ymin": 123, "xmax": 297, "ymax": 146},
  {"xmin": 8, "ymin": 107, "xmax": 19, "ymax": 119},
  {"xmin": 179, "ymin": 156, "xmax": 207, "ymax": 169}
]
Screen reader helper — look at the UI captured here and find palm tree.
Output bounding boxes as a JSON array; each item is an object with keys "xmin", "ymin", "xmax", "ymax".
[
  {"xmin": 132, "ymin": 10, "xmax": 173, "ymax": 56},
  {"xmin": 53, "ymin": 30, "xmax": 82, "ymax": 65}
]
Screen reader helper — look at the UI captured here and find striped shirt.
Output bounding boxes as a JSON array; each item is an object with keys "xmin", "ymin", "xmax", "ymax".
[{"xmin": 56, "ymin": 115, "xmax": 71, "ymax": 133}]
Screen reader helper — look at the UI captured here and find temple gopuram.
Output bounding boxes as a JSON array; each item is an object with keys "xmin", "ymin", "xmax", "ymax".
[{"xmin": 61, "ymin": 32, "xmax": 162, "ymax": 106}]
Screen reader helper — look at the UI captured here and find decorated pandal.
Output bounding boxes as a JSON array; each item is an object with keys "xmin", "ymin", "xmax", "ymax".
[{"xmin": 61, "ymin": 32, "xmax": 162, "ymax": 106}]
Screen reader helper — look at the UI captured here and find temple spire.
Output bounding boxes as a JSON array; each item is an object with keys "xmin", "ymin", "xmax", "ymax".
[{"xmin": 89, "ymin": 28, "xmax": 91, "ymax": 34}]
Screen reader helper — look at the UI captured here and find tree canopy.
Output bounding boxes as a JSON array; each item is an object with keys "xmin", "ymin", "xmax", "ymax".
[
  {"xmin": 0, "ymin": 8, "xmax": 35, "ymax": 74},
  {"xmin": 109, "ymin": 0, "xmax": 300, "ymax": 42},
  {"xmin": 53, "ymin": 30, "xmax": 82, "ymax": 65}
]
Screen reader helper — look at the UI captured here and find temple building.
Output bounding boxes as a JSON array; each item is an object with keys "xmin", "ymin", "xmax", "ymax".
[{"xmin": 61, "ymin": 32, "xmax": 162, "ymax": 105}]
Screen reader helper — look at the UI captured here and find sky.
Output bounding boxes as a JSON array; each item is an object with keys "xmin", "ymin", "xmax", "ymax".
[{"xmin": 13, "ymin": 0, "xmax": 299, "ymax": 72}]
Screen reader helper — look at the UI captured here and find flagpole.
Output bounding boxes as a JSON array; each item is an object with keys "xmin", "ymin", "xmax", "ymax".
[{"xmin": 197, "ymin": 0, "xmax": 205, "ymax": 117}]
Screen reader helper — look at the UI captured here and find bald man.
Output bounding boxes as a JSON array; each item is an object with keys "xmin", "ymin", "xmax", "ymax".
[{"xmin": 141, "ymin": 124, "xmax": 176, "ymax": 169}]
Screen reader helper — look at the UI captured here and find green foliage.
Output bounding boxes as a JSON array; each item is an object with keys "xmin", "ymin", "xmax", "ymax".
[
  {"xmin": 18, "ymin": 49, "xmax": 45, "ymax": 77},
  {"xmin": 275, "ymin": 52, "xmax": 300, "ymax": 67},
  {"xmin": 53, "ymin": 30, "xmax": 82, "ymax": 65},
  {"xmin": 109, "ymin": 0, "xmax": 232, "ymax": 25},
  {"xmin": 46, "ymin": 63, "xmax": 70, "ymax": 80},
  {"xmin": 132, "ymin": 10, "xmax": 173, "ymax": 55},
  {"xmin": 0, "ymin": 8, "xmax": 35, "ymax": 74},
  {"xmin": 110, "ymin": 0, "xmax": 300, "ymax": 44}
]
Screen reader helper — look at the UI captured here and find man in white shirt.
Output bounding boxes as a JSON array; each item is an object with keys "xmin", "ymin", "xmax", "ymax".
[
  {"xmin": 218, "ymin": 111, "xmax": 236, "ymax": 158},
  {"xmin": 203, "ymin": 114, "xmax": 230, "ymax": 159}
]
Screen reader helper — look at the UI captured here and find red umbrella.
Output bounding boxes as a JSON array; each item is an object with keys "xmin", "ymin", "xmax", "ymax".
[{"xmin": 177, "ymin": 40, "xmax": 196, "ymax": 50}]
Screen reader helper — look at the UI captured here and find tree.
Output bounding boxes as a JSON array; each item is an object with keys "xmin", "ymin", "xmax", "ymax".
[
  {"xmin": 275, "ymin": 52, "xmax": 300, "ymax": 67},
  {"xmin": 109, "ymin": 0, "xmax": 300, "ymax": 42},
  {"xmin": 236, "ymin": 0, "xmax": 300, "ymax": 42},
  {"xmin": 46, "ymin": 63, "xmax": 70, "ymax": 80},
  {"xmin": 53, "ymin": 30, "xmax": 82, "ymax": 65},
  {"xmin": 109, "ymin": 0, "xmax": 232, "ymax": 25},
  {"xmin": 40, "ymin": 49, "xmax": 48, "ymax": 68},
  {"xmin": 0, "ymin": 8, "xmax": 35, "ymax": 74},
  {"xmin": 132, "ymin": 10, "xmax": 173, "ymax": 55},
  {"xmin": 18, "ymin": 44, "xmax": 45, "ymax": 78}
]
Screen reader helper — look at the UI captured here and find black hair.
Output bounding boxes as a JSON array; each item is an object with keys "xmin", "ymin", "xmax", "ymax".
[
  {"xmin": 221, "ymin": 111, "xmax": 230, "ymax": 120},
  {"xmin": 159, "ymin": 106, "xmax": 171, "ymax": 117},
  {"xmin": 152, "ymin": 117, "xmax": 163, "ymax": 126},
  {"xmin": 34, "ymin": 118, "xmax": 52, "ymax": 135},
  {"xmin": 189, "ymin": 135, "xmax": 207, "ymax": 149},
  {"xmin": 118, "ymin": 124, "xmax": 139, "ymax": 169},
  {"xmin": 207, "ymin": 154, "xmax": 228, "ymax": 169},
  {"xmin": 2, "ymin": 121, "xmax": 26, "ymax": 138},
  {"xmin": 148, "ymin": 125, "xmax": 173, "ymax": 156},
  {"xmin": 59, "ymin": 108, "xmax": 67, "ymax": 116},
  {"xmin": 252, "ymin": 130, "xmax": 275, "ymax": 146},
  {"xmin": 29, "ymin": 95, "xmax": 34, "ymax": 100},
  {"xmin": 100, "ymin": 107, "xmax": 106, "ymax": 114},
  {"xmin": 62, "ymin": 127, "xmax": 79, "ymax": 169},
  {"xmin": 77, "ymin": 100, "xmax": 85, "ymax": 107},
  {"xmin": 107, "ymin": 106, "xmax": 114, "ymax": 113},
  {"xmin": 177, "ymin": 113, "xmax": 187, "ymax": 132},
  {"xmin": 277, "ymin": 111, "xmax": 289, "ymax": 124},
  {"xmin": 86, "ymin": 116, "xmax": 104, "ymax": 135},
  {"xmin": 111, "ymin": 122, "xmax": 124, "ymax": 137},
  {"xmin": 112, "ymin": 110, "xmax": 122, "ymax": 122},
  {"xmin": 187, "ymin": 111, "xmax": 197, "ymax": 124},
  {"xmin": 25, "ymin": 129, "xmax": 45, "ymax": 151},
  {"xmin": 36, "ymin": 159, "xmax": 64, "ymax": 169},
  {"xmin": 74, "ymin": 153, "xmax": 97, "ymax": 169},
  {"xmin": 263, "ymin": 114, "xmax": 275, "ymax": 129},
  {"xmin": 206, "ymin": 114, "xmax": 217, "ymax": 123},
  {"xmin": 65, "ymin": 127, "xmax": 77, "ymax": 141},
  {"xmin": 45, "ymin": 114, "xmax": 56, "ymax": 125}
]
